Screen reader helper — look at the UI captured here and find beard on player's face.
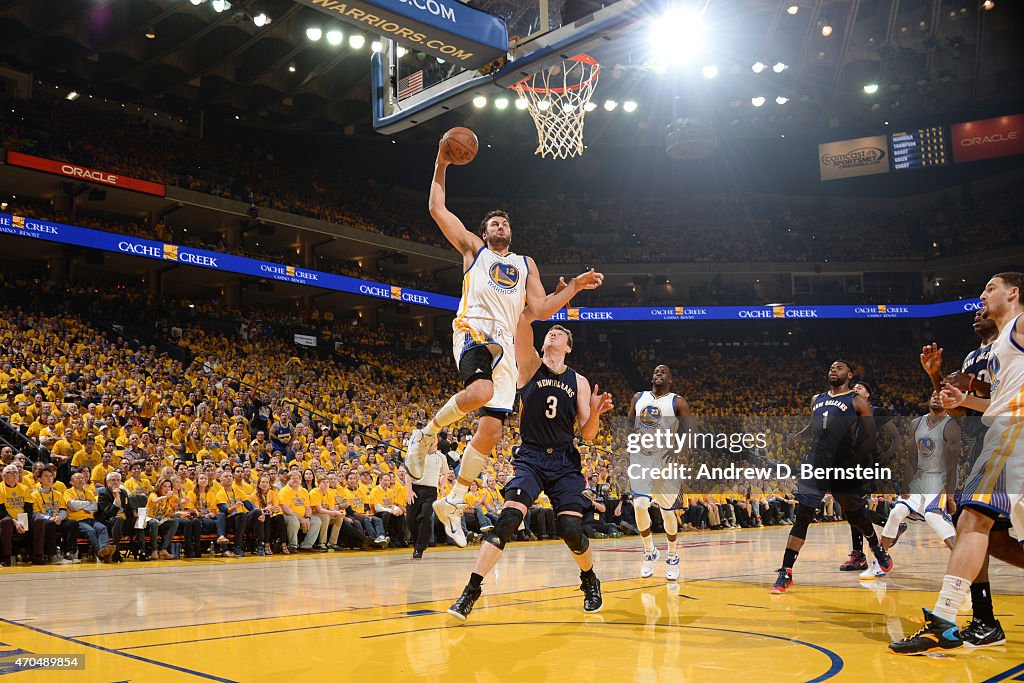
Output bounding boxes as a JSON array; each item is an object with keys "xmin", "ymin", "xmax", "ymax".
[
  {"xmin": 828, "ymin": 372, "xmax": 848, "ymax": 387},
  {"xmin": 485, "ymin": 231, "xmax": 510, "ymax": 251}
]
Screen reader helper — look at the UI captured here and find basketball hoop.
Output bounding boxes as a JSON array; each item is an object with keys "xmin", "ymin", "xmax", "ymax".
[{"xmin": 510, "ymin": 54, "xmax": 599, "ymax": 159}]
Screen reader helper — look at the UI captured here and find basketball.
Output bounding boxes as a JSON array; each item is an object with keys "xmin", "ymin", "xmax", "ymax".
[{"xmin": 442, "ymin": 127, "xmax": 478, "ymax": 165}]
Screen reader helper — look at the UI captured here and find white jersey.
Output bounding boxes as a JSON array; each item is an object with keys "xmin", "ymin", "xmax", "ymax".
[
  {"xmin": 633, "ymin": 391, "xmax": 678, "ymax": 457},
  {"xmin": 453, "ymin": 246, "xmax": 528, "ymax": 333},
  {"xmin": 984, "ymin": 312, "xmax": 1024, "ymax": 422},
  {"xmin": 913, "ymin": 414, "xmax": 951, "ymax": 478}
]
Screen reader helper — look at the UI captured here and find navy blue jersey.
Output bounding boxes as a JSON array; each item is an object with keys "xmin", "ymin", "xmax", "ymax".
[
  {"xmin": 807, "ymin": 390, "xmax": 860, "ymax": 467},
  {"xmin": 519, "ymin": 364, "xmax": 579, "ymax": 449},
  {"xmin": 961, "ymin": 342, "xmax": 994, "ymax": 470}
]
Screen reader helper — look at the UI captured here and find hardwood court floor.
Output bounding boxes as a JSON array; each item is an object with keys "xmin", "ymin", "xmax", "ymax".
[{"xmin": 1, "ymin": 522, "xmax": 1021, "ymax": 682}]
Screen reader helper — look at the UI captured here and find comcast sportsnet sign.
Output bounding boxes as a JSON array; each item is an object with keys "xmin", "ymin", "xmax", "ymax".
[
  {"xmin": 5, "ymin": 151, "xmax": 165, "ymax": 197},
  {"xmin": 818, "ymin": 135, "xmax": 890, "ymax": 181}
]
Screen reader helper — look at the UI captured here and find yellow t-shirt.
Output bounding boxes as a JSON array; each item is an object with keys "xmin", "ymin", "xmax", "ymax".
[
  {"xmin": 277, "ymin": 486, "xmax": 309, "ymax": 517},
  {"xmin": 63, "ymin": 487, "xmax": 97, "ymax": 522},
  {"xmin": 124, "ymin": 477, "xmax": 154, "ymax": 497},
  {"xmin": 91, "ymin": 463, "xmax": 115, "ymax": 487},
  {"xmin": 340, "ymin": 485, "xmax": 369, "ymax": 515},
  {"xmin": 32, "ymin": 487, "xmax": 66, "ymax": 517},
  {"xmin": 146, "ymin": 492, "xmax": 177, "ymax": 520},
  {"xmin": 0, "ymin": 482, "xmax": 33, "ymax": 517}
]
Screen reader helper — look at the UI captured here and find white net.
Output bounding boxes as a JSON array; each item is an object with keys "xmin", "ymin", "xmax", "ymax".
[{"xmin": 511, "ymin": 54, "xmax": 599, "ymax": 159}]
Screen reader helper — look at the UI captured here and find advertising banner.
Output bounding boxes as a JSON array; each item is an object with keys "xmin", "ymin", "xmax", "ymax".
[
  {"xmin": 5, "ymin": 151, "xmax": 166, "ymax": 197},
  {"xmin": 0, "ymin": 212, "xmax": 982, "ymax": 322},
  {"xmin": 951, "ymin": 114, "xmax": 1024, "ymax": 163},
  {"xmin": 818, "ymin": 135, "xmax": 890, "ymax": 181}
]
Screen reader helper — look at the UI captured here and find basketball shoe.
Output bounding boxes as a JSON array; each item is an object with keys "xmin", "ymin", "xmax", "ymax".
[
  {"xmin": 770, "ymin": 567, "xmax": 793, "ymax": 594},
  {"xmin": 581, "ymin": 573, "xmax": 603, "ymax": 613},
  {"xmin": 665, "ymin": 554, "xmax": 680, "ymax": 581},
  {"xmin": 888, "ymin": 609, "xmax": 962, "ymax": 655},
  {"xmin": 448, "ymin": 584, "xmax": 482, "ymax": 622},
  {"xmin": 404, "ymin": 429, "xmax": 430, "ymax": 479},
  {"xmin": 433, "ymin": 496, "xmax": 467, "ymax": 547},
  {"xmin": 640, "ymin": 547, "xmax": 660, "ymax": 578},
  {"xmin": 839, "ymin": 550, "xmax": 868, "ymax": 571},
  {"xmin": 961, "ymin": 618, "xmax": 1006, "ymax": 648}
]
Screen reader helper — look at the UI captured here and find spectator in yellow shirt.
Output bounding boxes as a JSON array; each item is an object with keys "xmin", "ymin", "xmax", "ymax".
[
  {"xmin": 31, "ymin": 466, "xmax": 74, "ymax": 565},
  {"xmin": 343, "ymin": 471, "xmax": 387, "ymax": 548},
  {"xmin": 145, "ymin": 479, "xmax": 179, "ymax": 560},
  {"xmin": 0, "ymin": 463, "xmax": 47, "ymax": 564},
  {"xmin": 278, "ymin": 471, "xmax": 319, "ymax": 552},
  {"xmin": 371, "ymin": 472, "xmax": 407, "ymax": 548},
  {"xmin": 64, "ymin": 472, "xmax": 114, "ymax": 561},
  {"xmin": 90, "ymin": 450, "xmax": 116, "ymax": 487},
  {"xmin": 251, "ymin": 474, "xmax": 285, "ymax": 556}
]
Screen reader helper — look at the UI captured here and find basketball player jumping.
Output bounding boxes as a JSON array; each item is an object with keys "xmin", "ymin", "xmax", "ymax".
[
  {"xmin": 628, "ymin": 365, "xmax": 698, "ymax": 581},
  {"xmin": 404, "ymin": 139, "xmax": 604, "ymax": 547},
  {"xmin": 891, "ymin": 272, "xmax": 1024, "ymax": 654},
  {"xmin": 861, "ymin": 390, "xmax": 959, "ymax": 580},
  {"xmin": 447, "ymin": 308, "xmax": 614, "ymax": 621},
  {"xmin": 771, "ymin": 360, "xmax": 893, "ymax": 594}
]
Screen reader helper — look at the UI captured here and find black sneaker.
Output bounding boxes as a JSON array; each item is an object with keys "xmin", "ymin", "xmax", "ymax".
[
  {"xmin": 871, "ymin": 547, "xmax": 894, "ymax": 575},
  {"xmin": 412, "ymin": 549, "xmax": 423, "ymax": 559},
  {"xmin": 961, "ymin": 618, "xmax": 1006, "ymax": 648},
  {"xmin": 447, "ymin": 584, "xmax": 482, "ymax": 622},
  {"xmin": 580, "ymin": 574, "xmax": 602, "ymax": 613},
  {"xmin": 889, "ymin": 609, "xmax": 962, "ymax": 655},
  {"xmin": 839, "ymin": 550, "xmax": 868, "ymax": 571},
  {"xmin": 770, "ymin": 567, "xmax": 793, "ymax": 594}
]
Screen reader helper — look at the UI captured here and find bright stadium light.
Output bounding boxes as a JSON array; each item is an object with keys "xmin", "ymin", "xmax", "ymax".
[
  {"xmin": 306, "ymin": 28, "xmax": 322, "ymax": 41},
  {"xmin": 787, "ymin": 5, "xmax": 799, "ymax": 14},
  {"xmin": 772, "ymin": 61, "xmax": 787, "ymax": 73},
  {"xmin": 326, "ymin": 30, "xmax": 342, "ymax": 46},
  {"xmin": 66, "ymin": 91, "xmax": 79, "ymax": 101},
  {"xmin": 562, "ymin": 103, "xmax": 577, "ymax": 113},
  {"xmin": 515, "ymin": 98, "xmax": 529, "ymax": 110},
  {"xmin": 252, "ymin": 12, "xmax": 270, "ymax": 27},
  {"xmin": 472, "ymin": 95, "xmax": 487, "ymax": 108},
  {"xmin": 863, "ymin": 82, "xmax": 879, "ymax": 94},
  {"xmin": 190, "ymin": 0, "xmax": 204, "ymax": 5},
  {"xmin": 211, "ymin": 0, "xmax": 229, "ymax": 12},
  {"xmin": 751, "ymin": 96, "xmax": 765, "ymax": 106},
  {"xmin": 752, "ymin": 61, "xmax": 766, "ymax": 73},
  {"xmin": 604, "ymin": 99, "xmax": 618, "ymax": 111},
  {"xmin": 702, "ymin": 64, "xmax": 718, "ymax": 78},
  {"xmin": 623, "ymin": 100, "xmax": 638, "ymax": 112},
  {"xmin": 538, "ymin": 99, "xmax": 551, "ymax": 111},
  {"xmin": 349, "ymin": 35, "xmax": 365, "ymax": 49},
  {"xmin": 821, "ymin": 24, "xmax": 833, "ymax": 36},
  {"xmin": 776, "ymin": 95, "xmax": 789, "ymax": 104},
  {"xmin": 371, "ymin": 41, "xmax": 382, "ymax": 52},
  {"xmin": 584, "ymin": 102, "xmax": 597, "ymax": 112},
  {"xmin": 494, "ymin": 97, "xmax": 509, "ymax": 110},
  {"xmin": 397, "ymin": 46, "xmax": 408, "ymax": 58},
  {"xmin": 649, "ymin": 6, "xmax": 705, "ymax": 70}
]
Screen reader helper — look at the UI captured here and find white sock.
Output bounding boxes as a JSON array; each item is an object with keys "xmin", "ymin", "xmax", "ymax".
[
  {"xmin": 447, "ymin": 481, "xmax": 469, "ymax": 504},
  {"xmin": 640, "ymin": 533, "xmax": 654, "ymax": 554},
  {"xmin": 425, "ymin": 395, "xmax": 465, "ymax": 436},
  {"xmin": 933, "ymin": 574, "xmax": 971, "ymax": 623}
]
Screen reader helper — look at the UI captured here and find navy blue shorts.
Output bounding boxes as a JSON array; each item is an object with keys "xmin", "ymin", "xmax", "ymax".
[{"xmin": 503, "ymin": 443, "xmax": 587, "ymax": 512}]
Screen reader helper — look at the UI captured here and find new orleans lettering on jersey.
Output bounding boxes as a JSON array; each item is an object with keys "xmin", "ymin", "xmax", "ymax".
[
  {"xmin": 807, "ymin": 390, "xmax": 859, "ymax": 467},
  {"xmin": 519, "ymin": 364, "xmax": 578, "ymax": 449}
]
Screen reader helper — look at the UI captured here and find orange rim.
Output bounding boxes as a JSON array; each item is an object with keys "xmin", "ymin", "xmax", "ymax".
[{"xmin": 510, "ymin": 54, "xmax": 600, "ymax": 95}]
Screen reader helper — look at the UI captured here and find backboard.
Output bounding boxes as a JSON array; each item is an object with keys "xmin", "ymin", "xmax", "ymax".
[{"xmin": 371, "ymin": 0, "xmax": 650, "ymax": 134}]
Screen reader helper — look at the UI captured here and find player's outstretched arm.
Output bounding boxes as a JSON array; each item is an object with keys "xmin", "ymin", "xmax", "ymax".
[
  {"xmin": 428, "ymin": 140, "xmax": 484, "ymax": 260},
  {"xmin": 920, "ymin": 343, "xmax": 944, "ymax": 394},
  {"xmin": 523, "ymin": 260, "xmax": 604, "ymax": 321},
  {"xmin": 577, "ymin": 375, "xmax": 614, "ymax": 442},
  {"xmin": 940, "ymin": 382, "xmax": 989, "ymax": 412},
  {"xmin": 515, "ymin": 306, "xmax": 543, "ymax": 387}
]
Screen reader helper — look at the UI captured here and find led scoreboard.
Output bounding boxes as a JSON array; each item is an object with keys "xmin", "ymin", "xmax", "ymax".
[{"xmin": 889, "ymin": 126, "xmax": 949, "ymax": 170}]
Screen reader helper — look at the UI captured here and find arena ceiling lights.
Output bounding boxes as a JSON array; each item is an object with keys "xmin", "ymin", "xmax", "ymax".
[{"xmin": 648, "ymin": 5, "xmax": 706, "ymax": 72}]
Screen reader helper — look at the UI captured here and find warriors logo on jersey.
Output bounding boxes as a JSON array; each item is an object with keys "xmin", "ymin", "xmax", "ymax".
[
  {"xmin": 638, "ymin": 405, "xmax": 662, "ymax": 428},
  {"xmin": 917, "ymin": 435, "xmax": 937, "ymax": 459},
  {"xmin": 488, "ymin": 262, "xmax": 521, "ymax": 292}
]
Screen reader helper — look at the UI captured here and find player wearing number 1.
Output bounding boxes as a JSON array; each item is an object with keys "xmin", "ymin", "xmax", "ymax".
[
  {"xmin": 447, "ymin": 308, "xmax": 615, "ymax": 621},
  {"xmin": 403, "ymin": 137, "xmax": 604, "ymax": 548}
]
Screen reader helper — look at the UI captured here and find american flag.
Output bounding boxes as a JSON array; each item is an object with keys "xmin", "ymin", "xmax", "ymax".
[{"xmin": 397, "ymin": 70, "xmax": 424, "ymax": 100}]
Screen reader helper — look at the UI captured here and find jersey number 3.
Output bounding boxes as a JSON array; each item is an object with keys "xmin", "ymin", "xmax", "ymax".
[{"xmin": 545, "ymin": 396, "xmax": 558, "ymax": 419}]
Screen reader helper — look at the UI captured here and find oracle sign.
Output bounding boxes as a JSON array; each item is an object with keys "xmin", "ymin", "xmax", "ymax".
[
  {"xmin": 5, "ymin": 151, "xmax": 165, "ymax": 197},
  {"xmin": 951, "ymin": 115, "xmax": 1024, "ymax": 163}
]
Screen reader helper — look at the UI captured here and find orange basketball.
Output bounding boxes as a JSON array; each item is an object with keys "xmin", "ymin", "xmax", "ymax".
[{"xmin": 442, "ymin": 127, "xmax": 478, "ymax": 165}]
